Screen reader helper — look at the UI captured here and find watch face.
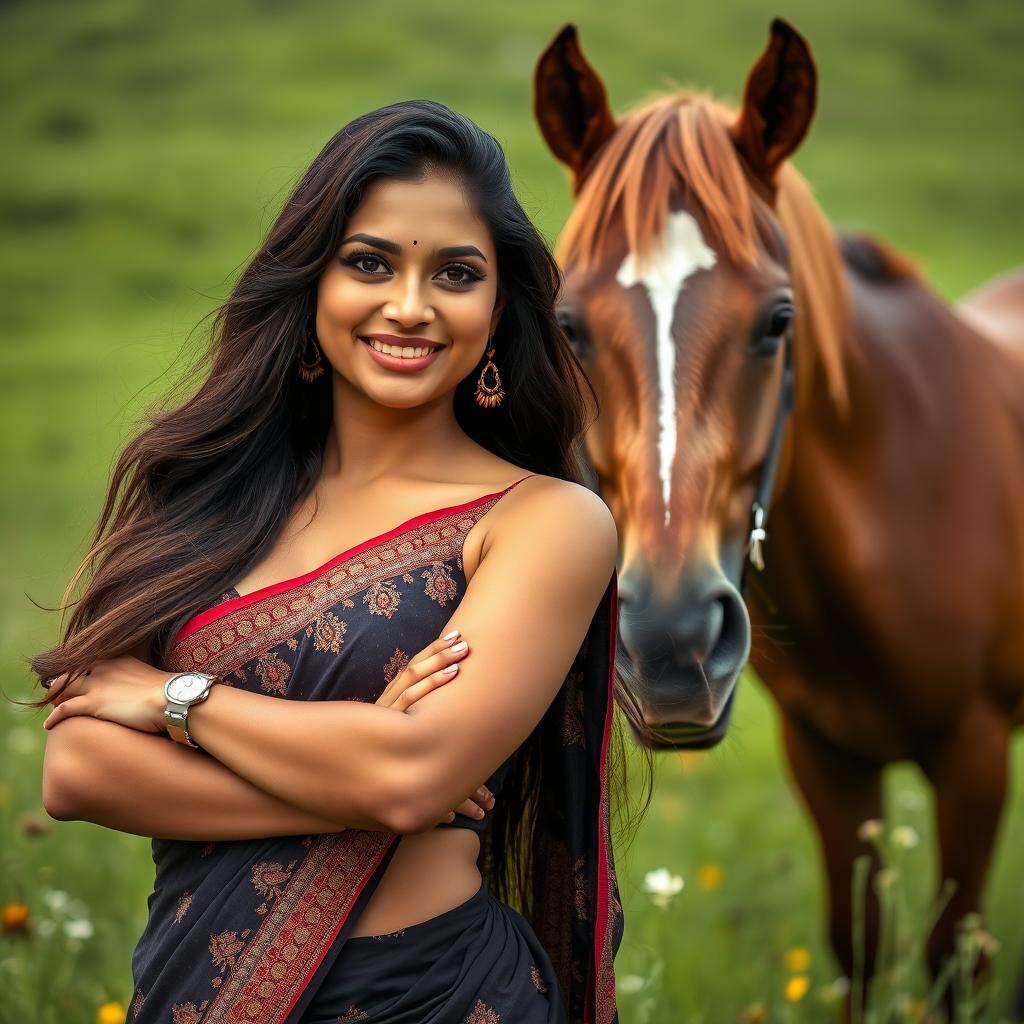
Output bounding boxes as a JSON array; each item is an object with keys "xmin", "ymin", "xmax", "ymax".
[{"xmin": 166, "ymin": 674, "xmax": 211, "ymax": 703}]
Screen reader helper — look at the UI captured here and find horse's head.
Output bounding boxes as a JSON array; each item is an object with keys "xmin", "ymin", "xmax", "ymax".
[{"xmin": 535, "ymin": 20, "xmax": 847, "ymax": 748}]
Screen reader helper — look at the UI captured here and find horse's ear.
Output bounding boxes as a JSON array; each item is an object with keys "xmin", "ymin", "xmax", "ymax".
[
  {"xmin": 731, "ymin": 18, "xmax": 817, "ymax": 191},
  {"xmin": 533, "ymin": 24, "xmax": 617, "ymax": 191}
]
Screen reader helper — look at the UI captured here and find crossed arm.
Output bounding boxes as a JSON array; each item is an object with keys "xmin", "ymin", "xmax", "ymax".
[{"xmin": 42, "ymin": 479, "xmax": 617, "ymax": 839}]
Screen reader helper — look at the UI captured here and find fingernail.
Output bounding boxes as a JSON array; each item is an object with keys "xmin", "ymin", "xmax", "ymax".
[
  {"xmin": 443, "ymin": 664, "xmax": 458, "ymax": 674},
  {"xmin": 475, "ymin": 807, "xmax": 485, "ymax": 818},
  {"xmin": 450, "ymin": 641, "xmax": 467, "ymax": 652},
  {"xmin": 443, "ymin": 630, "xmax": 460, "ymax": 641}
]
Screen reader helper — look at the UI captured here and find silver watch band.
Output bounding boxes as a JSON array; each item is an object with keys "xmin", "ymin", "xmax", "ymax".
[
  {"xmin": 164, "ymin": 672, "xmax": 217, "ymax": 750},
  {"xmin": 165, "ymin": 707, "xmax": 203, "ymax": 749}
]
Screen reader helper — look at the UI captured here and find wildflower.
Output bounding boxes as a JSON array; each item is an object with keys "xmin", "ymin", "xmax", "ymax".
[
  {"xmin": 1, "ymin": 903, "xmax": 30, "ymax": 935},
  {"xmin": 818, "ymin": 975, "xmax": 851, "ymax": 1005},
  {"xmin": 696, "ymin": 864, "xmax": 724, "ymax": 891},
  {"xmin": 37, "ymin": 919, "xmax": 57, "ymax": 939},
  {"xmin": 857, "ymin": 819, "xmax": 883, "ymax": 842},
  {"xmin": 64, "ymin": 917, "xmax": 94, "ymax": 940},
  {"xmin": 785, "ymin": 974, "xmax": 810, "ymax": 1002},
  {"xmin": 97, "ymin": 1001, "xmax": 127, "ymax": 1024},
  {"xmin": 890, "ymin": 825, "xmax": 920, "ymax": 849},
  {"xmin": 42, "ymin": 889, "xmax": 70, "ymax": 913},
  {"xmin": 829, "ymin": 976, "xmax": 851, "ymax": 998},
  {"xmin": 784, "ymin": 946, "xmax": 811, "ymax": 972},
  {"xmin": 642, "ymin": 868, "xmax": 684, "ymax": 908},
  {"xmin": 739, "ymin": 1003, "xmax": 767, "ymax": 1024}
]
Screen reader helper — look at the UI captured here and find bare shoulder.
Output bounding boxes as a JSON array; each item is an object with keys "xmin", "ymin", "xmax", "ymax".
[{"xmin": 484, "ymin": 474, "xmax": 617, "ymax": 578}]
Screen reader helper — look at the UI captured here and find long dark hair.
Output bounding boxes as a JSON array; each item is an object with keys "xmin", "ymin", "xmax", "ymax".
[{"xmin": 23, "ymin": 98, "xmax": 653, "ymax": 908}]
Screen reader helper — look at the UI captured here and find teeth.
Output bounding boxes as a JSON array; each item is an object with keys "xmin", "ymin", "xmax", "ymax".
[{"xmin": 368, "ymin": 339, "xmax": 437, "ymax": 358}]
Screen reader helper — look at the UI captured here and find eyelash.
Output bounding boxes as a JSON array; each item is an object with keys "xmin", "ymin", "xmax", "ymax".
[{"xmin": 342, "ymin": 251, "xmax": 485, "ymax": 287}]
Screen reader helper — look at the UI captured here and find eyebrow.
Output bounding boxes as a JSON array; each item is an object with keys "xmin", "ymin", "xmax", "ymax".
[{"xmin": 340, "ymin": 233, "xmax": 488, "ymax": 263}]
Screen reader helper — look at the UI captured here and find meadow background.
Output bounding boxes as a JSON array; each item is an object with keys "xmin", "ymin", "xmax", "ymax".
[{"xmin": 1, "ymin": 0, "xmax": 1021, "ymax": 1020}]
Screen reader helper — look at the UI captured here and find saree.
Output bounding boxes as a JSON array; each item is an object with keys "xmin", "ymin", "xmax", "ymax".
[{"xmin": 127, "ymin": 474, "xmax": 623, "ymax": 1024}]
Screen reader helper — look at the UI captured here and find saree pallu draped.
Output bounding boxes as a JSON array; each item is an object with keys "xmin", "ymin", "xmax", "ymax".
[{"xmin": 127, "ymin": 476, "xmax": 623, "ymax": 1024}]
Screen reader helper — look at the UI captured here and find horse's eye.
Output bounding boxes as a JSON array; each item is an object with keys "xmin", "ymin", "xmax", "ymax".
[
  {"xmin": 557, "ymin": 307, "xmax": 591, "ymax": 358},
  {"xmin": 769, "ymin": 305, "xmax": 795, "ymax": 337},
  {"xmin": 752, "ymin": 302, "xmax": 795, "ymax": 356}
]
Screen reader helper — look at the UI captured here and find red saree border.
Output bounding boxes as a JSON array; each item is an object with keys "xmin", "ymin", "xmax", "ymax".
[
  {"xmin": 280, "ymin": 834, "xmax": 398, "ymax": 1024},
  {"xmin": 174, "ymin": 475, "xmax": 535, "ymax": 647},
  {"xmin": 197, "ymin": 830, "xmax": 399, "ymax": 1024},
  {"xmin": 591, "ymin": 570, "xmax": 619, "ymax": 1024}
]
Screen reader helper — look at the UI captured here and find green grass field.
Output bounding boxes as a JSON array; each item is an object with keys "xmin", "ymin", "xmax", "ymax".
[{"xmin": 2, "ymin": 1, "xmax": 1022, "ymax": 1020}]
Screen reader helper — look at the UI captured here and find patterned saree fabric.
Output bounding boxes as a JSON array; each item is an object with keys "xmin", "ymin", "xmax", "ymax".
[{"xmin": 127, "ymin": 474, "xmax": 623, "ymax": 1023}]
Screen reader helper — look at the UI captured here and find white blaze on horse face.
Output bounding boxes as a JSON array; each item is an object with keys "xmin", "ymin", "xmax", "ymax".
[{"xmin": 616, "ymin": 210, "xmax": 717, "ymax": 527}]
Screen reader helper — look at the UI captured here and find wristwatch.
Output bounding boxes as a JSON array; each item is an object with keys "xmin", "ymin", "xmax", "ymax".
[{"xmin": 164, "ymin": 672, "xmax": 218, "ymax": 749}]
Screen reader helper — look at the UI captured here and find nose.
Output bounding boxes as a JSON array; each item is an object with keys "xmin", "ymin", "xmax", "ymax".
[
  {"xmin": 382, "ymin": 274, "xmax": 434, "ymax": 329},
  {"xmin": 618, "ymin": 569, "xmax": 749, "ymax": 682}
]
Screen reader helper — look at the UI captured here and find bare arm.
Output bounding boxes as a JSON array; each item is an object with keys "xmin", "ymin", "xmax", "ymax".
[
  {"xmin": 41, "ymin": 635, "xmax": 392, "ymax": 838},
  {"xmin": 41, "ymin": 716, "xmax": 390, "ymax": 839},
  {"xmin": 183, "ymin": 479, "xmax": 618, "ymax": 832}
]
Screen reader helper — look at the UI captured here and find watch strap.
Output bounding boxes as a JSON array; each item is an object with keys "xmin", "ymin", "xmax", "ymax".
[{"xmin": 164, "ymin": 675, "xmax": 216, "ymax": 750}]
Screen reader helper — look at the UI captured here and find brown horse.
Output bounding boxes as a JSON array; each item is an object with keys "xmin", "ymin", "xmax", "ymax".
[{"xmin": 533, "ymin": 18, "xmax": 1024, "ymax": 994}]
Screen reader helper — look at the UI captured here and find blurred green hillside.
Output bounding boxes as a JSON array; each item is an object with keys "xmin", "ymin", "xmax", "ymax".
[{"xmin": 2, "ymin": 1, "xmax": 1021, "ymax": 1020}]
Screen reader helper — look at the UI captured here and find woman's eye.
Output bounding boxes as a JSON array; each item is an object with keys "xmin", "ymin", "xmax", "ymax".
[
  {"xmin": 437, "ymin": 264, "xmax": 483, "ymax": 287},
  {"xmin": 342, "ymin": 252, "xmax": 390, "ymax": 275},
  {"xmin": 352, "ymin": 254, "xmax": 387, "ymax": 274}
]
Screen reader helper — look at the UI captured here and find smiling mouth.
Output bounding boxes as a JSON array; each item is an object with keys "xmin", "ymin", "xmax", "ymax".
[{"xmin": 361, "ymin": 335, "xmax": 445, "ymax": 358}]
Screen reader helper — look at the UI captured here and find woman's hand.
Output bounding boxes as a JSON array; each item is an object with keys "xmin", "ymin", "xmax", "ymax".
[
  {"xmin": 375, "ymin": 629, "xmax": 496, "ymax": 827},
  {"xmin": 42, "ymin": 657, "xmax": 168, "ymax": 735}
]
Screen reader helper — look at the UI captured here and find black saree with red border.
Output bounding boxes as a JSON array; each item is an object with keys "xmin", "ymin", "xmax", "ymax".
[{"xmin": 127, "ymin": 475, "xmax": 623, "ymax": 1024}]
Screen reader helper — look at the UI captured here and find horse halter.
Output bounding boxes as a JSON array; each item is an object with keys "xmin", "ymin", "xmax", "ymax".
[{"xmin": 743, "ymin": 326, "xmax": 795, "ymax": 582}]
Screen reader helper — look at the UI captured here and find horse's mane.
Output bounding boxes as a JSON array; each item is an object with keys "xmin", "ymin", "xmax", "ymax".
[{"xmin": 555, "ymin": 90, "xmax": 851, "ymax": 413}]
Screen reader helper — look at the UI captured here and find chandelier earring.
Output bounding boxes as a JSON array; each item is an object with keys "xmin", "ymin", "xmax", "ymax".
[
  {"xmin": 298, "ymin": 313, "xmax": 325, "ymax": 383},
  {"xmin": 473, "ymin": 334, "xmax": 505, "ymax": 408}
]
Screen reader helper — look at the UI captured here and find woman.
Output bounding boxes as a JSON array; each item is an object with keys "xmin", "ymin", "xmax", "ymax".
[{"xmin": 29, "ymin": 100, "xmax": 652, "ymax": 1023}]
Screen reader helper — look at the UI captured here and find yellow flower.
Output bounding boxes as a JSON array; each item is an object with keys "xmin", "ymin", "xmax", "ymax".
[
  {"xmin": 696, "ymin": 864, "xmax": 724, "ymax": 891},
  {"xmin": 784, "ymin": 946, "xmax": 811, "ymax": 972},
  {"xmin": 1, "ymin": 902, "xmax": 30, "ymax": 934},
  {"xmin": 785, "ymin": 975, "xmax": 811, "ymax": 1002},
  {"xmin": 97, "ymin": 1002, "xmax": 127, "ymax": 1024}
]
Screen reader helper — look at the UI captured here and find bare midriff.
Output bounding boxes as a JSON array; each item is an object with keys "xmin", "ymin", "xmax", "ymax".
[{"xmin": 347, "ymin": 828, "xmax": 483, "ymax": 936}]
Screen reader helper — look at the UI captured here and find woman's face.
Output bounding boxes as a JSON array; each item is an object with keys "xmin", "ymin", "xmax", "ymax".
[{"xmin": 316, "ymin": 170, "xmax": 503, "ymax": 409}]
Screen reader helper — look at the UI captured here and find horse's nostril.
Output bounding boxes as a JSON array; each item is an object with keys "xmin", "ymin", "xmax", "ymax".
[
  {"xmin": 683, "ymin": 599, "xmax": 723, "ymax": 665},
  {"xmin": 663, "ymin": 585, "xmax": 749, "ymax": 680},
  {"xmin": 705, "ymin": 591, "xmax": 750, "ymax": 680}
]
